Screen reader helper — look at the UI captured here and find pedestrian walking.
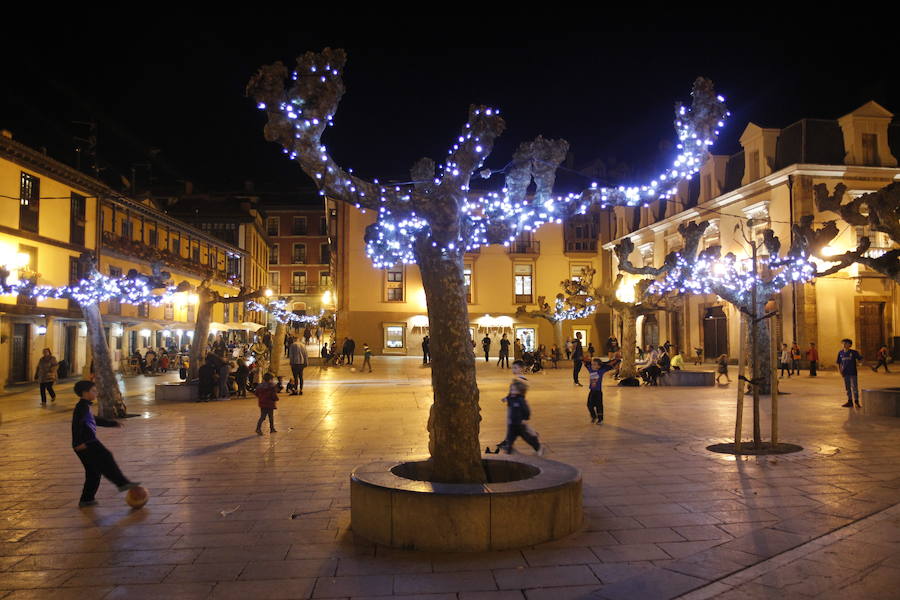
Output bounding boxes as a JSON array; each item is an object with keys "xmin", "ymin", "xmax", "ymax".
[
  {"xmin": 347, "ymin": 338, "xmax": 356, "ymax": 365},
  {"xmin": 790, "ymin": 342, "xmax": 801, "ymax": 375},
  {"xmin": 497, "ymin": 365, "xmax": 542, "ymax": 455},
  {"xmin": 303, "ymin": 326, "xmax": 312, "ymax": 346},
  {"xmin": 254, "ymin": 372, "xmax": 279, "ymax": 435},
  {"xmin": 715, "ymin": 353, "xmax": 731, "ymax": 384},
  {"xmin": 513, "ymin": 338, "xmax": 523, "ymax": 361},
  {"xmin": 481, "ymin": 335, "xmax": 491, "ymax": 362},
  {"xmin": 585, "ymin": 356, "xmax": 620, "ymax": 424},
  {"xmin": 497, "ymin": 333, "xmax": 510, "ymax": 369},
  {"xmin": 197, "ymin": 355, "xmax": 216, "ymax": 402},
  {"xmin": 35, "ymin": 348, "xmax": 58, "ymax": 406},
  {"xmin": 362, "ymin": 343, "xmax": 373, "ymax": 372},
  {"xmin": 422, "ymin": 335, "xmax": 431, "ymax": 365},
  {"xmin": 838, "ymin": 338, "xmax": 863, "ymax": 407},
  {"xmin": 288, "ymin": 337, "xmax": 308, "ymax": 395},
  {"xmin": 872, "ymin": 344, "xmax": 891, "ymax": 373},
  {"xmin": 806, "ymin": 342, "xmax": 819, "ymax": 376},
  {"xmin": 71, "ymin": 380, "xmax": 140, "ymax": 507},
  {"xmin": 235, "ymin": 358, "xmax": 249, "ymax": 398},
  {"xmin": 779, "ymin": 344, "xmax": 791, "ymax": 378},
  {"xmin": 572, "ymin": 334, "xmax": 585, "ymax": 386}
]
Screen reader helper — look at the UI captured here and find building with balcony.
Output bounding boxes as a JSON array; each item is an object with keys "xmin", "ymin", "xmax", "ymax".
[
  {"xmin": 155, "ymin": 185, "xmax": 270, "ymax": 326},
  {"xmin": 0, "ymin": 132, "xmax": 244, "ymax": 388},
  {"xmin": 331, "ymin": 197, "xmax": 610, "ymax": 356},
  {"xmin": 601, "ymin": 101, "xmax": 900, "ymax": 363},
  {"xmin": 262, "ymin": 191, "xmax": 333, "ymax": 318}
]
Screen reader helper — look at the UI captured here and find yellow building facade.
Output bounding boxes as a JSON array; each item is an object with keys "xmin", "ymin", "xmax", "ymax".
[
  {"xmin": 0, "ymin": 132, "xmax": 245, "ymax": 389},
  {"xmin": 602, "ymin": 101, "xmax": 900, "ymax": 365},
  {"xmin": 332, "ymin": 198, "xmax": 612, "ymax": 356}
]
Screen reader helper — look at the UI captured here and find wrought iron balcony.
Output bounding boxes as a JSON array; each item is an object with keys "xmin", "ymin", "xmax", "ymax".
[{"xmin": 506, "ymin": 240, "xmax": 540, "ymax": 255}]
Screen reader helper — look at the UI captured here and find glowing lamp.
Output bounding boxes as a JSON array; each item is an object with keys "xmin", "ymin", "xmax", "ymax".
[
  {"xmin": 36, "ymin": 326, "xmax": 47, "ymax": 335},
  {"xmin": 139, "ymin": 329, "xmax": 151, "ymax": 337}
]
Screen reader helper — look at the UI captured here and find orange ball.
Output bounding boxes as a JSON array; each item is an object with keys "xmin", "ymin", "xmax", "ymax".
[{"xmin": 125, "ymin": 486, "xmax": 149, "ymax": 509}]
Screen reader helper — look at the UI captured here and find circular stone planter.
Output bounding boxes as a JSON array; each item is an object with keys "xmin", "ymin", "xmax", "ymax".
[
  {"xmin": 862, "ymin": 388, "xmax": 900, "ymax": 417},
  {"xmin": 350, "ymin": 454, "xmax": 582, "ymax": 552}
]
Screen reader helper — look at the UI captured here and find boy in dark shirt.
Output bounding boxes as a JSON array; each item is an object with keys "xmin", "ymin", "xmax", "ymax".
[
  {"xmin": 71, "ymin": 380, "xmax": 140, "ymax": 507},
  {"xmin": 837, "ymin": 338, "xmax": 863, "ymax": 407},
  {"xmin": 586, "ymin": 357, "xmax": 620, "ymax": 424},
  {"xmin": 497, "ymin": 363, "xmax": 542, "ymax": 455}
]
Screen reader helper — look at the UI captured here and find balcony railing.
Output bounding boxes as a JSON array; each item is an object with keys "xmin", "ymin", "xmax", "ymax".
[
  {"xmin": 507, "ymin": 240, "xmax": 540, "ymax": 255},
  {"xmin": 101, "ymin": 231, "xmax": 242, "ymax": 285},
  {"xmin": 565, "ymin": 239, "xmax": 597, "ymax": 253},
  {"xmin": 284, "ymin": 284, "xmax": 331, "ymax": 296}
]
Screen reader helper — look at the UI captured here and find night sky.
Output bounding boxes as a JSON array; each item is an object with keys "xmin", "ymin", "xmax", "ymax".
[{"xmin": 2, "ymin": 34, "xmax": 897, "ymax": 196}]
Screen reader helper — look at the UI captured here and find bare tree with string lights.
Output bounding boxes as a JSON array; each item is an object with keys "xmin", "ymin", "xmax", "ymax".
[
  {"xmin": 247, "ymin": 47, "xmax": 728, "ymax": 482},
  {"xmin": 0, "ymin": 254, "xmax": 184, "ymax": 418},
  {"xmin": 616, "ymin": 218, "xmax": 820, "ymax": 451}
]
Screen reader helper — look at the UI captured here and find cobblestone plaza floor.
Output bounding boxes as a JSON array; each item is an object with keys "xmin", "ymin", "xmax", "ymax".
[{"xmin": 1, "ymin": 357, "xmax": 900, "ymax": 599}]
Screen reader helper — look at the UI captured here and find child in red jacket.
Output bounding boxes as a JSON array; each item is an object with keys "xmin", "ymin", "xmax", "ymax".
[{"xmin": 255, "ymin": 372, "xmax": 279, "ymax": 435}]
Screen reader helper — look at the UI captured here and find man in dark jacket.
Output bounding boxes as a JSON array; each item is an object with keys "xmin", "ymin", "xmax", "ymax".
[
  {"xmin": 422, "ymin": 336, "xmax": 430, "ymax": 365},
  {"xmin": 481, "ymin": 335, "xmax": 491, "ymax": 362},
  {"xmin": 347, "ymin": 338, "xmax": 356, "ymax": 365},
  {"xmin": 572, "ymin": 334, "xmax": 585, "ymax": 386},
  {"xmin": 71, "ymin": 380, "xmax": 139, "ymax": 507}
]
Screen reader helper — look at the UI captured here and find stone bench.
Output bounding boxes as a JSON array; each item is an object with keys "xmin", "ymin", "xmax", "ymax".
[
  {"xmin": 155, "ymin": 382, "xmax": 198, "ymax": 402},
  {"xmin": 862, "ymin": 388, "xmax": 900, "ymax": 417},
  {"xmin": 350, "ymin": 454, "xmax": 582, "ymax": 551},
  {"xmin": 658, "ymin": 370, "xmax": 716, "ymax": 386}
]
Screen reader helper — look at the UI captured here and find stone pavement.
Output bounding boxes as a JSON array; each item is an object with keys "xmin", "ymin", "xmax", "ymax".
[{"xmin": 1, "ymin": 358, "xmax": 899, "ymax": 599}]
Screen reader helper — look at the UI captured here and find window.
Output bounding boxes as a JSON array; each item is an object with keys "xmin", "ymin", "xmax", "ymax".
[
  {"xmin": 320, "ymin": 243, "xmax": 331, "ymax": 265},
  {"xmin": 149, "ymin": 228, "xmax": 158, "ymax": 247},
  {"xmin": 386, "ymin": 266, "xmax": 404, "ymax": 302},
  {"xmin": 172, "ymin": 237, "xmax": 181, "ymax": 256},
  {"xmin": 164, "ymin": 303, "xmax": 175, "ymax": 321},
  {"xmin": 192, "ymin": 244, "xmax": 200, "ymax": 263},
  {"xmin": 862, "ymin": 133, "xmax": 879, "ymax": 166},
  {"xmin": 292, "ymin": 243, "xmax": 306, "ymax": 264},
  {"xmin": 565, "ymin": 215, "xmax": 598, "ymax": 252},
  {"xmin": 291, "ymin": 271, "xmax": 307, "ymax": 293},
  {"xmin": 570, "ymin": 263, "xmax": 591, "ymax": 282},
  {"xmin": 319, "ymin": 271, "xmax": 331, "ymax": 288},
  {"xmin": 292, "ymin": 217, "xmax": 307, "ymax": 235},
  {"xmin": 269, "ymin": 244, "xmax": 279, "ymax": 265},
  {"xmin": 514, "ymin": 263, "xmax": 533, "ymax": 303},
  {"xmin": 384, "ymin": 325, "xmax": 406, "ymax": 349},
  {"xmin": 19, "ymin": 172, "xmax": 40, "ymax": 233},
  {"xmin": 121, "ymin": 218, "xmax": 134, "ymax": 240},
  {"xmin": 70, "ymin": 193, "xmax": 86, "ymax": 245},
  {"xmin": 268, "ymin": 271, "xmax": 281, "ymax": 292},
  {"xmin": 319, "ymin": 216, "xmax": 328, "ymax": 235},
  {"xmin": 227, "ymin": 255, "xmax": 241, "ymax": 279},
  {"xmin": 138, "ymin": 302, "xmax": 149, "ymax": 318},
  {"xmin": 233, "ymin": 303, "xmax": 240, "ymax": 323},
  {"xmin": 267, "ymin": 216, "xmax": 280, "ymax": 236},
  {"xmin": 108, "ymin": 267, "xmax": 122, "ymax": 315},
  {"xmin": 223, "ymin": 302, "xmax": 230, "ymax": 323},
  {"xmin": 187, "ymin": 303, "xmax": 195, "ymax": 322},
  {"xmin": 463, "ymin": 264, "xmax": 473, "ymax": 303}
]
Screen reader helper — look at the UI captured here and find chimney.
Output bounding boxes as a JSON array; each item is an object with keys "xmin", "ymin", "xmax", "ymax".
[{"xmin": 0, "ymin": 130, "xmax": 12, "ymax": 139}]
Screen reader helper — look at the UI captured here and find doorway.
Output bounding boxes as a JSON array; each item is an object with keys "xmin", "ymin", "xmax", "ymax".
[
  {"xmin": 702, "ymin": 305, "xmax": 728, "ymax": 359},
  {"xmin": 11, "ymin": 324, "xmax": 30, "ymax": 382},
  {"xmin": 64, "ymin": 325, "xmax": 78, "ymax": 375},
  {"xmin": 642, "ymin": 314, "xmax": 659, "ymax": 351},
  {"xmin": 858, "ymin": 301, "xmax": 885, "ymax": 361}
]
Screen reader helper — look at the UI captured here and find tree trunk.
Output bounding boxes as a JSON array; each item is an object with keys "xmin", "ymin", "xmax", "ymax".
[
  {"xmin": 416, "ymin": 243, "xmax": 485, "ymax": 484},
  {"xmin": 82, "ymin": 302, "xmax": 126, "ymax": 418},
  {"xmin": 618, "ymin": 304, "xmax": 639, "ymax": 379},
  {"xmin": 269, "ymin": 322, "xmax": 286, "ymax": 376},
  {"xmin": 188, "ymin": 287, "xmax": 213, "ymax": 381},
  {"xmin": 551, "ymin": 319, "xmax": 563, "ymax": 349}
]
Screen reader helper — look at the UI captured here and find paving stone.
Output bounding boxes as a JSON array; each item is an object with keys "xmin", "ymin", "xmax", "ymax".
[
  {"xmin": 240, "ymin": 558, "xmax": 339, "ymax": 580},
  {"xmin": 523, "ymin": 585, "xmax": 602, "ymax": 600},
  {"xmin": 521, "ymin": 547, "xmax": 598, "ymax": 567},
  {"xmin": 395, "ymin": 571, "xmax": 498, "ymax": 594},
  {"xmin": 718, "ymin": 528, "xmax": 810, "ymax": 557},
  {"xmin": 311, "ymin": 575, "xmax": 393, "ymax": 598},
  {"xmin": 610, "ymin": 528, "xmax": 684, "ymax": 545},
  {"xmin": 589, "ymin": 566, "xmax": 706, "ymax": 600},
  {"xmin": 590, "ymin": 544, "xmax": 671, "ymax": 563},
  {"xmin": 0, "ymin": 588, "xmax": 113, "ymax": 600},
  {"xmin": 211, "ymin": 577, "xmax": 316, "ymax": 599},
  {"xmin": 164, "ymin": 562, "xmax": 246, "ymax": 583},
  {"xmin": 493, "ymin": 565, "xmax": 598, "ymax": 589},
  {"xmin": 105, "ymin": 582, "xmax": 214, "ymax": 599}
]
